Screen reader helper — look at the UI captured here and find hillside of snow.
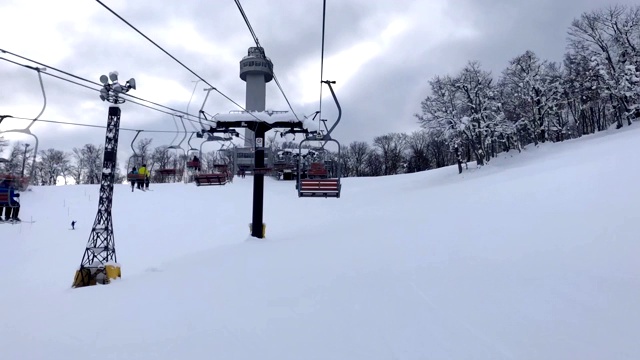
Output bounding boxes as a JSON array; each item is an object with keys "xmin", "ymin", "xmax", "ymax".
[{"xmin": 1, "ymin": 126, "xmax": 639, "ymax": 359}]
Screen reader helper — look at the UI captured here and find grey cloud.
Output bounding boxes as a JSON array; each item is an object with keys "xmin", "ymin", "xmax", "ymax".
[{"xmin": 3, "ymin": 0, "xmax": 637, "ymax": 163}]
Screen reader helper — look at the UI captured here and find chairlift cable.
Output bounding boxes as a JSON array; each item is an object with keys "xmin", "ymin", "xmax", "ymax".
[
  {"xmin": 233, "ymin": 0, "xmax": 300, "ymax": 121},
  {"xmin": 34, "ymin": 69, "xmax": 213, "ymax": 128},
  {"xmin": 272, "ymin": 74, "xmax": 300, "ymax": 121},
  {"xmin": 0, "ymin": 56, "xmax": 209, "ymax": 126},
  {"xmin": 94, "ymin": 0, "xmax": 267, "ymax": 124},
  {"xmin": 185, "ymin": 80, "xmax": 204, "ymax": 132},
  {"xmin": 233, "ymin": 0, "xmax": 261, "ymax": 47},
  {"xmin": 318, "ymin": 0, "xmax": 327, "ymax": 133},
  {"xmin": 0, "ymin": 50, "xmax": 200, "ymax": 120},
  {"xmin": 6, "ymin": 116, "xmax": 181, "ymax": 133}
]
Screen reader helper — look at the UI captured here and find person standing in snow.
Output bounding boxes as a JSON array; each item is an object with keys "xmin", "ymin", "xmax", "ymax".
[
  {"xmin": 144, "ymin": 168, "xmax": 150, "ymax": 190},
  {"xmin": 129, "ymin": 167, "xmax": 138, "ymax": 192},
  {"xmin": 137, "ymin": 164, "xmax": 148, "ymax": 190}
]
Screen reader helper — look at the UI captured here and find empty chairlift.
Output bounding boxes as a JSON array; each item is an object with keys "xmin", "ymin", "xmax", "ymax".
[
  {"xmin": 296, "ymin": 80, "xmax": 343, "ymax": 198},
  {"xmin": 297, "ymin": 140, "xmax": 341, "ymax": 198},
  {"xmin": 193, "ymin": 134, "xmax": 234, "ymax": 186},
  {"xmin": 158, "ymin": 114, "xmax": 187, "ymax": 182}
]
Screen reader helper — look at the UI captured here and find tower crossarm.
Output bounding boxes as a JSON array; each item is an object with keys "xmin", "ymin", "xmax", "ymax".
[
  {"xmin": 210, "ymin": 120, "xmax": 307, "ymax": 134},
  {"xmin": 280, "ymin": 127, "xmax": 309, "ymax": 138}
]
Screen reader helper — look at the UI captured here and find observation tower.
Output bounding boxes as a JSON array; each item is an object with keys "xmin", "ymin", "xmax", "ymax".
[{"xmin": 239, "ymin": 46, "xmax": 273, "ymax": 147}]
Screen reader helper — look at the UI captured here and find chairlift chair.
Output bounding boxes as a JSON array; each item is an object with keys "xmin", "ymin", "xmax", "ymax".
[
  {"xmin": 183, "ymin": 82, "xmax": 206, "ymax": 182},
  {"xmin": 0, "ymin": 68, "xmax": 47, "ymax": 191},
  {"xmin": 126, "ymin": 130, "xmax": 146, "ymax": 186},
  {"xmin": 158, "ymin": 114, "xmax": 187, "ymax": 182},
  {"xmin": 186, "ymin": 132, "xmax": 202, "ymax": 170},
  {"xmin": 184, "ymin": 132, "xmax": 203, "ymax": 185},
  {"xmin": 296, "ymin": 81, "xmax": 342, "ymax": 198},
  {"xmin": 297, "ymin": 138, "xmax": 341, "ymax": 198},
  {"xmin": 193, "ymin": 134, "xmax": 233, "ymax": 186},
  {"xmin": 183, "ymin": 87, "xmax": 217, "ymax": 182},
  {"xmin": 274, "ymin": 149, "xmax": 298, "ymax": 180},
  {"xmin": 217, "ymin": 142, "xmax": 238, "ymax": 181}
]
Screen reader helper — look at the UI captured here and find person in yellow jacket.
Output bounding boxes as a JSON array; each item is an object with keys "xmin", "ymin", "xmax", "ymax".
[{"xmin": 137, "ymin": 164, "xmax": 148, "ymax": 190}]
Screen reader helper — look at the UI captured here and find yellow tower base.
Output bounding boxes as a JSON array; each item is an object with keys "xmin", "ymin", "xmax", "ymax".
[
  {"xmin": 248, "ymin": 223, "xmax": 266, "ymax": 237},
  {"xmin": 72, "ymin": 264, "xmax": 121, "ymax": 288}
]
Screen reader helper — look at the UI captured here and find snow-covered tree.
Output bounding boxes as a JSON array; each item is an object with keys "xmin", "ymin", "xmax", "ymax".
[
  {"xmin": 568, "ymin": 5, "xmax": 640, "ymax": 128},
  {"xmin": 37, "ymin": 148, "xmax": 70, "ymax": 185},
  {"xmin": 70, "ymin": 144, "xmax": 103, "ymax": 184},
  {"xmin": 417, "ymin": 61, "xmax": 508, "ymax": 170},
  {"xmin": 499, "ymin": 51, "xmax": 565, "ymax": 145}
]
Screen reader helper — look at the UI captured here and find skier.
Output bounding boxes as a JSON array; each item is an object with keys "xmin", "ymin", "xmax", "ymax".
[
  {"xmin": 0, "ymin": 180, "xmax": 21, "ymax": 222},
  {"xmin": 128, "ymin": 167, "xmax": 138, "ymax": 192},
  {"xmin": 137, "ymin": 164, "xmax": 148, "ymax": 190},
  {"xmin": 71, "ymin": 220, "xmax": 77, "ymax": 230}
]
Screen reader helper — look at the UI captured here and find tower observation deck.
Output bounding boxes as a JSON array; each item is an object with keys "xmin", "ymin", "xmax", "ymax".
[{"xmin": 239, "ymin": 47, "xmax": 274, "ymax": 147}]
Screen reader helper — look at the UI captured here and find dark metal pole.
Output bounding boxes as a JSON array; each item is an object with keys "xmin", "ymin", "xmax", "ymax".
[
  {"xmin": 73, "ymin": 106, "xmax": 121, "ymax": 287},
  {"xmin": 251, "ymin": 124, "xmax": 266, "ymax": 238}
]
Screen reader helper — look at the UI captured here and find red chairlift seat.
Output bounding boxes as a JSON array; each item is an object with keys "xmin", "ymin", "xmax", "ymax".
[
  {"xmin": 274, "ymin": 164, "xmax": 287, "ymax": 171},
  {"xmin": 194, "ymin": 173, "xmax": 228, "ymax": 186},
  {"xmin": 126, "ymin": 173, "xmax": 146, "ymax": 182},
  {"xmin": 0, "ymin": 185, "xmax": 20, "ymax": 207},
  {"xmin": 252, "ymin": 167, "xmax": 273, "ymax": 175},
  {"xmin": 194, "ymin": 163, "xmax": 230, "ymax": 186},
  {"xmin": 0, "ymin": 192, "xmax": 10, "ymax": 205},
  {"xmin": 298, "ymin": 178, "xmax": 341, "ymax": 198},
  {"xmin": 157, "ymin": 168, "xmax": 179, "ymax": 176},
  {"xmin": 186, "ymin": 160, "xmax": 201, "ymax": 169}
]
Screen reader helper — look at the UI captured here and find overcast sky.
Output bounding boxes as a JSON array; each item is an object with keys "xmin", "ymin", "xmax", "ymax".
[{"xmin": 0, "ymin": 0, "xmax": 635, "ymax": 161}]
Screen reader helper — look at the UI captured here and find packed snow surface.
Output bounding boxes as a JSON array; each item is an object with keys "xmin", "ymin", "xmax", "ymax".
[{"xmin": 1, "ymin": 127, "xmax": 640, "ymax": 359}]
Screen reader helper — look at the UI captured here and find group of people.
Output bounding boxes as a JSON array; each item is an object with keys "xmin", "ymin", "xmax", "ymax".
[
  {"xmin": 0, "ymin": 179, "xmax": 21, "ymax": 222},
  {"xmin": 129, "ymin": 164, "xmax": 150, "ymax": 191}
]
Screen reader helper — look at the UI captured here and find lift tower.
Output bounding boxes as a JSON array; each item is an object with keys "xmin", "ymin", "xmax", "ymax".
[
  {"xmin": 72, "ymin": 71, "xmax": 135, "ymax": 288},
  {"xmin": 239, "ymin": 47, "xmax": 273, "ymax": 147}
]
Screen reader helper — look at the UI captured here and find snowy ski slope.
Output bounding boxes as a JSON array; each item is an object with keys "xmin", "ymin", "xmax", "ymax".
[{"xmin": 1, "ymin": 126, "xmax": 640, "ymax": 359}]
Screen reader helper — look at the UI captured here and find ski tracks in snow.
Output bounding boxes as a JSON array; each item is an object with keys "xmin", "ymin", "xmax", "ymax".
[{"xmin": 409, "ymin": 281, "xmax": 514, "ymax": 360}]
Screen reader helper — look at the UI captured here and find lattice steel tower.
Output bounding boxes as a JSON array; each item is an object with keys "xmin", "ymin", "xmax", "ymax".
[
  {"xmin": 72, "ymin": 71, "xmax": 135, "ymax": 288},
  {"xmin": 239, "ymin": 47, "xmax": 273, "ymax": 147}
]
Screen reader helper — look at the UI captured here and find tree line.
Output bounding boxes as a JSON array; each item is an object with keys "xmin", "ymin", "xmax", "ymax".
[
  {"xmin": 0, "ymin": 138, "xmax": 232, "ymax": 185},
  {"xmin": 414, "ymin": 5, "xmax": 640, "ymax": 173},
  {"xmin": 277, "ymin": 6, "xmax": 640, "ymax": 176},
  {"xmin": 1, "ymin": 5, "xmax": 638, "ymax": 183}
]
